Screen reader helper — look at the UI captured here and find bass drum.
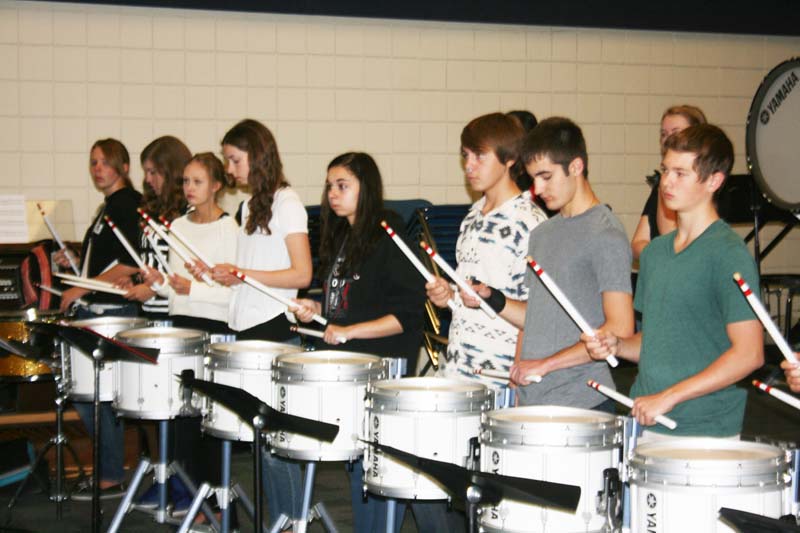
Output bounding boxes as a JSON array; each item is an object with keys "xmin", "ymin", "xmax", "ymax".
[{"xmin": 746, "ymin": 57, "xmax": 800, "ymax": 212}]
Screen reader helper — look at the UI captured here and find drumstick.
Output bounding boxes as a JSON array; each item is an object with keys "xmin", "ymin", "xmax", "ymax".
[
  {"xmin": 380, "ymin": 221, "xmax": 456, "ymax": 311},
  {"xmin": 587, "ymin": 379, "xmax": 677, "ymax": 430},
  {"xmin": 54, "ymin": 272, "xmax": 118, "ymax": 289},
  {"xmin": 753, "ymin": 380, "xmax": 800, "ymax": 412},
  {"xmin": 420, "ymin": 241, "xmax": 496, "ymax": 319},
  {"xmin": 158, "ymin": 215, "xmax": 216, "ymax": 270},
  {"xmin": 527, "ymin": 257, "xmax": 619, "ymax": 368},
  {"xmin": 37, "ymin": 203, "xmax": 80, "ymax": 275},
  {"xmin": 472, "ymin": 367, "xmax": 542, "ymax": 383},
  {"xmin": 104, "ymin": 215, "xmax": 162, "ymax": 291},
  {"xmin": 289, "ymin": 325, "xmax": 347, "ymax": 344},
  {"xmin": 138, "ymin": 209, "xmax": 214, "ymax": 286},
  {"xmin": 143, "ymin": 227, "xmax": 175, "ymax": 277},
  {"xmin": 36, "ymin": 283, "xmax": 89, "ymax": 306},
  {"xmin": 62, "ymin": 280, "xmax": 128, "ymax": 296},
  {"xmin": 231, "ymin": 268, "xmax": 327, "ymax": 326},
  {"xmin": 734, "ymin": 272, "xmax": 798, "ymax": 364}
]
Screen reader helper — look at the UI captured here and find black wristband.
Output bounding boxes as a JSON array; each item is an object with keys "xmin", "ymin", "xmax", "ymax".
[{"xmin": 485, "ymin": 287, "xmax": 506, "ymax": 313}]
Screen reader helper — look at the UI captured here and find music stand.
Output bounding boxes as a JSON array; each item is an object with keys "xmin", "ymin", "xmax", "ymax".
[
  {"xmin": 173, "ymin": 376, "xmax": 338, "ymax": 533},
  {"xmin": 364, "ymin": 440, "xmax": 581, "ymax": 533},
  {"xmin": 29, "ymin": 322, "xmax": 159, "ymax": 533}
]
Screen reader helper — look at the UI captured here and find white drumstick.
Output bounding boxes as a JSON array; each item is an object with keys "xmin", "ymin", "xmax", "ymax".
[
  {"xmin": 143, "ymin": 227, "xmax": 175, "ymax": 277},
  {"xmin": 104, "ymin": 215, "xmax": 162, "ymax": 291},
  {"xmin": 420, "ymin": 241, "xmax": 496, "ymax": 319},
  {"xmin": 289, "ymin": 325, "xmax": 347, "ymax": 344},
  {"xmin": 472, "ymin": 367, "xmax": 542, "ymax": 384},
  {"xmin": 37, "ymin": 203, "xmax": 80, "ymax": 275},
  {"xmin": 37, "ymin": 283, "xmax": 89, "ymax": 306},
  {"xmin": 380, "ymin": 221, "xmax": 456, "ymax": 311},
  {"xmin": 527, "ymin": 257, "xmax": 619, "ymax": 368},
  {"xmin": 753, "ymin": 380, "xmax": 800, "ymax": 412},
  {"xmin": 587, "ymin": 379, "xmax": 677, "ymax": 430},
  {"xmin": 734, "ymin": 273, "xmax": 798, "ymax": 364},
  {"xmin": 231, "ymin": 268, "xmax": 327, "ymax": 326},
  {"xmin": 54, "ymin": 272, "xmax": 117, "ymax": 289},
  {"xmin": 138, "ymin": 209, "xmax": 214, "ymax": 286},
  {"xmin": 158, "ymin": 215, "xmax": 216, "ymax": 270},
  {"xmin": 63, "ymin": 280, "xmax": 128, "ymax": 296}
]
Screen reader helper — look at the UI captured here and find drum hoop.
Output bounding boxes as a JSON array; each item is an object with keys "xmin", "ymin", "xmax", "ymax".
[
  {"xmin": 115, "ymin": 326, "xmax": 209, "ymax": 352},
  {"xmin": 745, "ymin": 56, "xmax": 800, "ymax": 212}
]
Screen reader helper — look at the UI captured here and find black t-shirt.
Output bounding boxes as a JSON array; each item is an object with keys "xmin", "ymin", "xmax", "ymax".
[
  {"xmin": 79, "ymin": 187, "xmax": 142, "ymax": 303},
  {"xmin": 316, "ymin": 210, "xmax": 425, "ymax": 372}
]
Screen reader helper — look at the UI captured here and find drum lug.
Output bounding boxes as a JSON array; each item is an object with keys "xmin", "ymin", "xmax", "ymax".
[{"xmin": 596, "ymin": 467, "xmax": 622, "ymax": 532}]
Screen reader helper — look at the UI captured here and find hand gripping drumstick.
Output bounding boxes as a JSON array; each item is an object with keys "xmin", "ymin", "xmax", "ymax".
[
  {"xmin": 587, "ymin": 380, "xmax": 677, "ymax": 430},
  {"xmin": 231, "ymin": 268, "xmax": 328, "ymax": 327},
  {"xmin": 420, "ymin": 241, "xmax": 497, "ymax": 319},
  {"xmin": 138, "ymin": 209, "xmax": 214, "ymax": 286},
  {"xmin": 380, "ymin": 221, "xmax": 457, "ymax": 311},
  {"xmin": 289, "ymin": 325, "xmax": 347, "ymax": 344},
  {"xmin": 734, "ymin": 272, "xmax": 799, "ymax": 365},
  {"xmin": 37, "ymin": 203, "xmax": 80, "ymax": 275},
  {"xmin": 158, "ymin": 215, "xmax": 216, "ymax": 270},
  {"xmin": 472, "ymin": 367, "xmax": 542, "ymax": 384},
  {"xmin": 753, "ymin": 380, "xmax": 800, "ymax": 412},
  {"xmin": 526, "ymin": 257, "xmax": 619, "ymax": 368},
  {"xmin": 104, "ymin": 216, "xmax": 162, "ymax": 291}
]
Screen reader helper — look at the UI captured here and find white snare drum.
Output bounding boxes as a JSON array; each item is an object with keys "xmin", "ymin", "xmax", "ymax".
[
  {"xmin": 203, "ymin": 340, "xmax": 300, "ymax": 441},
  {"xmin": 113, "ymin": 327, "xmax": 207, "ymax": 420},
  {"xmin": 365, "ymin": 377, "xmax": 493, "ymax": 500},
  {"xmin": 270, "ymin": 350, "xmax": 386, "ymax": 462},
  {"xmin": 629, "ymin": 438, "xmax": 791, "ymax": 533},
  {"xmin": 479, "ymin": 406, "xmax": 623, "ymax": 532},
  {"xmin": 66, "ymin": 317, "xmax": 147, "ymax": 402}
]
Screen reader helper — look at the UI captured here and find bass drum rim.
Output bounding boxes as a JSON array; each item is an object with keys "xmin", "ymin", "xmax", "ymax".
[{"xmin": 745, "ymin": 56, "xmax": 800, "ymax": 212}]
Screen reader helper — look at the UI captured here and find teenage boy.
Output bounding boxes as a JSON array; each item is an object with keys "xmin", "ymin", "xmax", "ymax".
[
  {"xmin": 461, "ymin": 117, "xmax": 634, "ymax": 409},
  {"xmin": 583, "ymin": 124, "xmax": 764, "ymax": 437},
  {"xmin": 426, "ymin": 113, "xmax": 547, "ymax": 388}
]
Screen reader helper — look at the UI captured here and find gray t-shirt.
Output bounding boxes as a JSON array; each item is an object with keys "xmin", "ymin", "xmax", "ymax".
[{"xmin": 517, "ymin": 204, "xmax": 632, "ymax": 408}]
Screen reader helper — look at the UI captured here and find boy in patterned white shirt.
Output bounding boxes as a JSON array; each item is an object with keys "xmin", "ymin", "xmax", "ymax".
[{"xmin": 426, "ymin": 112, "xmax": 547, "ymax": 389}]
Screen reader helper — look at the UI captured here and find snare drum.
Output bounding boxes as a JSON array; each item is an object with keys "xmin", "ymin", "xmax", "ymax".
[
  {"xmin": 629, "ymin": 438, "xmax": 791, "ymax": 533},
  {"xmin": 66, "ymin": 317, "xmax": 147, "ymax": 401},
  {"xmin": 203, "ymin": 340, "xmax": 300, "ymax": 441},
  {"xmin": 270, "ymin": 351, "xmax": 386, "ymax": 462},
  {"xmin": 365, "ymin": 377, "xmax": 493, "ymax": 500},
  {"xmin": 479, "ymin": 406, "xmax": 623, "ymax": 532},
  {"xmin": 113, "ymin": 327, "xmax": 207, "ymax": 420},
  {"xmin": 0, "ymin": 309, "xmax": 61, "ymax": 382}
]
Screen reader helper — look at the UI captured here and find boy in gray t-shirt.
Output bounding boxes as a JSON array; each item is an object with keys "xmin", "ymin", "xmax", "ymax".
[{"xmin": 461, "ymin": 118, "xmax": 633, "ymax": 409}]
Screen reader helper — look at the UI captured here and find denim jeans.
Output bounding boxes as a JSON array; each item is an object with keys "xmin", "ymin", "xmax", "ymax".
[
  {"xmin": 347, "ymin": 461, "xmax": 405, "ymax": 533},
  {"xmin": 261, "ymin": 448, "xmax": 303, "ymax": 527}
]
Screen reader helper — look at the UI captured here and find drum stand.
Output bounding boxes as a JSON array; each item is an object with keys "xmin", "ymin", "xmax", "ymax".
[
  {"xmin": 5, "ymin": 358, "xmax": 86, "ymax": 521},
  {"xmin": 268, "ymin": 460, "xmax": 338, "ymax": 533},
  {"xmin": 177, "ymin": 439, "xmax": 254, "ymax": 533},
  {"xmin": 107, "ymin": 420, "xmax": 219, "ymax": 532}
]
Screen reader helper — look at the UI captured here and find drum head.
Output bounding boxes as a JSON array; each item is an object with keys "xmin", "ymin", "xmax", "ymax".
[
  {"xmin": 636, "ymin": 438, "xmax": 782, "ymax": 462},
  {"xmin": 746, "ymin": 57, "xmax": 800, "ymax": 211},
  {"xmin": 372, "ymin": 376, "xmax": 484, "ymax": 393},
  {"xmin": 115, "ymin": 326, "xmax": 208, "ymax": 352},
  {"xmin": 487, "ymin": 405, "xmax": 616, "ymax": 425},
  {"xmin": 276, "ymin": 350, "xmax": 381, "ymax": 366}
]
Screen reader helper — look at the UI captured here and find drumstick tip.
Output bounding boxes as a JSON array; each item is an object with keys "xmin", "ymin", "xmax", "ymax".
[
  {"xmin": 380, "ymin": 220, "xmax": 388, "ymax": 228},
  {"xmin": 733, "ymin": 272, "xmax": 742, "ymax": 281}
]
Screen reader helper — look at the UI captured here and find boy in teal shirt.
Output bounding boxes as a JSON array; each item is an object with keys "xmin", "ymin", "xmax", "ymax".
[{"xmin": 583, "ymin": 124, "xmax": 763, "ymax": 437}]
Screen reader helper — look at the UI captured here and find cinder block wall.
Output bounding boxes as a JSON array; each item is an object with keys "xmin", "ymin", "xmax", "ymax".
[{"xmin": 0, "ymin": 1, "xmax": 798, "ymax": 273}]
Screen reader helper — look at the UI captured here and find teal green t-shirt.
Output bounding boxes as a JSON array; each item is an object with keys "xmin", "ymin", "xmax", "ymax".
[{"xmin": 630, "ymin": 220, "xmax": 759, "ymax": 437}]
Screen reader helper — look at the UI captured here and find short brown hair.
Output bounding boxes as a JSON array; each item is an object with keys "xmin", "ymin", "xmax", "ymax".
[
  {"xmin": 662, "ymin": 105, "xmax": 707, "ymax": 127},
  {"xmin": 91, "ymin": 138, "xmax": 132, "ymax": 188},
  {"xmin": 461, "ymin": 113, "xmax": 526, "ymax": 188},
  {"xmin": 663, "ymin": 124, "xmax": 734, "ymax": 184},
  {"xmin": 521, "ymin": 117, "xmax": 589, "ymax": 179}
]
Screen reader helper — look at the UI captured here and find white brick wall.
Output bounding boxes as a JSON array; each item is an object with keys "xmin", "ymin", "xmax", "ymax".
[{"xmin": 0, "ymin": 0, "xmax": 798, "ymax": 275}]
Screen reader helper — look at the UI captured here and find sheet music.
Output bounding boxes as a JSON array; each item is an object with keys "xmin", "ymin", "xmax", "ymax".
[{"xmin": 0, "ymin": 195, "xmax": 29, "ymax": 243}]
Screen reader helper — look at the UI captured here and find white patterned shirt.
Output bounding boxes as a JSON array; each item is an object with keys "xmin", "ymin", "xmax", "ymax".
[{"xmin": 439, "ymin": 190, "xmax": 547, "ymax": 389}]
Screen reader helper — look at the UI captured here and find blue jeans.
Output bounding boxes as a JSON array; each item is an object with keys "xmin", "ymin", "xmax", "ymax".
[
  {"xmin": 71, "ymin": 303, "xmax": 137, "ymax": 483},
  {"xmin": 261, "ymin": 448, "xmax": 303, "ymax": 527},
  {"xmin": 348, "ymin": 461, "xmax": 405, "ymax": 533}
]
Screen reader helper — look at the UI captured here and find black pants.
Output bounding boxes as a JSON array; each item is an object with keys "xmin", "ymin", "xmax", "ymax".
[{"xmin": 235, "ymin": 314, "xmax": 298, "ymax": 343}]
